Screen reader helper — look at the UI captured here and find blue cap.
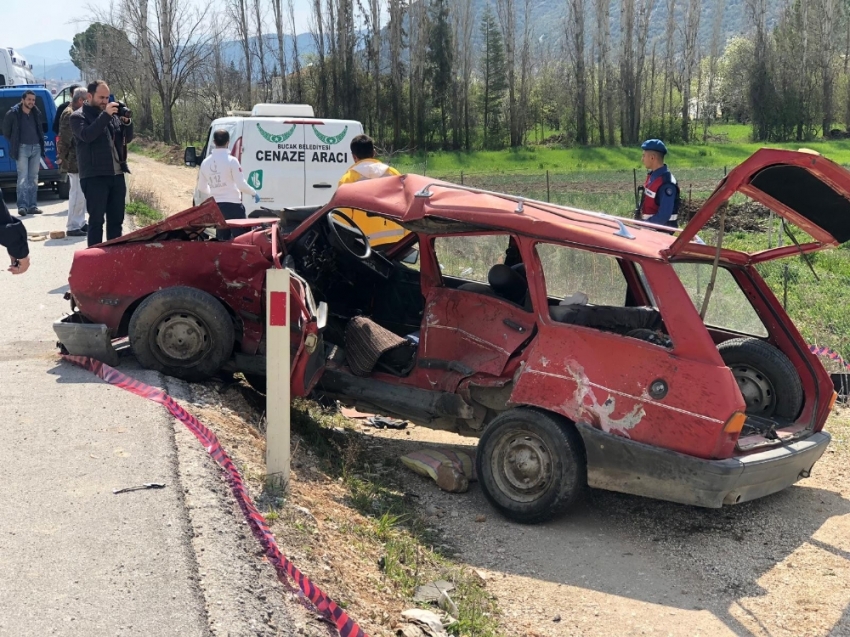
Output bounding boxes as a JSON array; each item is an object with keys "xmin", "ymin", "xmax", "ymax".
[{"xmin": 641, "ymin": 139, "xmax": 668, "ymax": 155}]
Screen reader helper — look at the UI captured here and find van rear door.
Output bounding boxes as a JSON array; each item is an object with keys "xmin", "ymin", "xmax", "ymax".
[
  {"xmin": 241, "ymin": 117, "xmax": 306, "ymax": 214},
  {"xmin": 304, "ymin": 120, "xmax": 363, "ymax": 206}
]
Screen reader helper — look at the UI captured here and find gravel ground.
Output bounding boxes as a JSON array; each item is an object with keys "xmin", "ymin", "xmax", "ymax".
[{"xmin": 361, "ymin": 411, "xmax": 850, "ymax": 637}]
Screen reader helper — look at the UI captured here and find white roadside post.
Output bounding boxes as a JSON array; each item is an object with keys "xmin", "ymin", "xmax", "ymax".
[{"xmin": 266, "ymin": 267, "xmax": 291, "ymax": 489}]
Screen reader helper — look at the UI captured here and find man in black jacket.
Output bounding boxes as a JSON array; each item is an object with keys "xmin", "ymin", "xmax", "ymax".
[
  {"xmin": 1, "ymin": 90, "xmax": 46, "ymax": 216},
  {"xmin": 0, "ymin": 189, "xmax": 30, "ymax": 274},
  {"xmin": 70, "ymin": 80, "xmax": 133, "ymax": 247}
]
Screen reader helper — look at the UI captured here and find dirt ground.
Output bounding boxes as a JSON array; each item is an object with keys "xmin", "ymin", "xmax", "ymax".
[
  {"xmin": 126, "ymin": 152, "xmax": 198, "ymax": 217},
  {"xmin": 185, "ymin": 375, "xmax": 850, "ymax": 637}
]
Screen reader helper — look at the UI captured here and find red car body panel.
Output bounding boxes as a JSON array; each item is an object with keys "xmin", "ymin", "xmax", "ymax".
[{"xmin": 60, "ymin": 148, "xmax": 844, "ymax": 509}]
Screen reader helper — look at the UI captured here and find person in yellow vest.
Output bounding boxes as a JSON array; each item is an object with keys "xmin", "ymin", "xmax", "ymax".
[{"xmin": 338, "ymin": 135, "xmax": 407, "ymax": 247}]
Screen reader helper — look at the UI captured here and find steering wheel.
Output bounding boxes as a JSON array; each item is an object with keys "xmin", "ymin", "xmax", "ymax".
[{"xmin": 326, "ymin": 210, "xmax": 371, "ymax": 260}]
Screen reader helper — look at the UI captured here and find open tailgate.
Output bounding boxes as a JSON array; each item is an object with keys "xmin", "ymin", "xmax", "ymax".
[{"xmin": 668, "ymin": 149, "xmax": 850, "ymax": 262}]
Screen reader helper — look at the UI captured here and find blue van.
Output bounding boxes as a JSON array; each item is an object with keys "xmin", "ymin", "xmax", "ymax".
[{"xmin": 0, "ymin": 84, "xmax": 69, "ymax": 199}]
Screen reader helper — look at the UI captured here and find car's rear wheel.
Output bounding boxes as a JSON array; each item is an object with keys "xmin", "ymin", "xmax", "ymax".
[
  {"xmin": 129, "ymin": 287, "xmax": 235, "ymax": 382},
  {"xmin": 476, "ymin": 408, "xmax": 586, "ymax": 524},
  {"xmin": 718, "ymin": 337, "xmax": 803, "ymax": 419}
]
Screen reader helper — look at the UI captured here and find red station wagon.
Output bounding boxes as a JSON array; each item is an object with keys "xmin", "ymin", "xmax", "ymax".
[{"xmin": 56, "ymin": 149, "xmax": 842, "ymax": 523}]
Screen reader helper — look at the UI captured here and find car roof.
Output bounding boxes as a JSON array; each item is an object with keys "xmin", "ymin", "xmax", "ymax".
[{"xmin": 330, "ymin": 173, "xmax": 678, "ymax": 260}]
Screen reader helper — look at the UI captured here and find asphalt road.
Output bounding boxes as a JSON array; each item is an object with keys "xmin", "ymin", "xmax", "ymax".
[{"xmin": 0, "ymin": 191, "xmax": 307, "ymax": 636}]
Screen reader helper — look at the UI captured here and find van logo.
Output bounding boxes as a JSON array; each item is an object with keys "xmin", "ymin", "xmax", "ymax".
[
  {"xmin": 248, "ymin": 170, "xmax": 263, "ymax": 189},
  {"xmin": 256, "ymin": 123, "xmax": 296, "ymax": 144},
  {"xmin": 312, "ymin": 125, "xmax": 348, "ymax": 145}
]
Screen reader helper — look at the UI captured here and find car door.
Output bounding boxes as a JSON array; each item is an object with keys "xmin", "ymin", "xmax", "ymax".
[
  {"xmin": 670, "ymin": 148, "xmax": 850, "ymax": 262},
  {"xmin": 418, "ymin": 233, "xmax": 535, "ymax": 393}
]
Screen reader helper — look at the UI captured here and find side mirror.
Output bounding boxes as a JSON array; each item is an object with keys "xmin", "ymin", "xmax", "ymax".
[
  {"xmin": 401, "ymin": 248, "xmax": 419, "ymax": 265},
  {"xmin": 184, "ymin": 146, "xmax": 198, "ymax": 167},
  {"xmin": 316, "ymin": 301, "xmax": 328, "ymax": 331}
]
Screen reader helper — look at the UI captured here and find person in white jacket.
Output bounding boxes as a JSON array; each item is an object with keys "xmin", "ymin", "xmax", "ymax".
[{"xmin": 197, "ymin": 129, "xmax": 259, "ymax": 240}]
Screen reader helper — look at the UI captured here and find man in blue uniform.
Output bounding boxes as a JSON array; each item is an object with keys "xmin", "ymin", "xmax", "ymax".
[{"xmin": 637, "ymin": 139, "xmax": 680, "ymax": 228}]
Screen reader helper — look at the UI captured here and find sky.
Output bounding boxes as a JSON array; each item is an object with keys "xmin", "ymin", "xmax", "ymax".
[{"xmin": 1, "ymin": 0, "xmax": 314, "ymax": 51}]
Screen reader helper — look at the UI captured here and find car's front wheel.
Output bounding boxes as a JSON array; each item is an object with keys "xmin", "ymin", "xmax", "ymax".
[
  {"xmin": 476, "ymin": 408, "xmax": 586, "ymax": 524},
  {"xmin": 129, "ymin": 287, "xmax": 235, "ymax": 382}
]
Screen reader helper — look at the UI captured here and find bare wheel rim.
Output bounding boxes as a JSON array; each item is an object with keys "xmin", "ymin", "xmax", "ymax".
[
  {"xmin": 732, "ymin": 365, "xmax": 777, "ymax": 415},
  {"xmin": 490, "ymin": 429, "xmax": 554, "ymax": 503},
  {"xmin": 152, "ymin": 311, "xmax": 211, "ymax": 366}
]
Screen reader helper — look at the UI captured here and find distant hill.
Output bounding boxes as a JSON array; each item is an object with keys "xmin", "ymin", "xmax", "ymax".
[{"xmin": 18, "ymin": 39, "xmax": 73, "ymax": 68}]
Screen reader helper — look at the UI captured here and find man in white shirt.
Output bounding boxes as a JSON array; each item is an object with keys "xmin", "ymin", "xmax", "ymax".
[{"xmin": 197, "ymin": 129, "xmax": 259, "ymax": 240}]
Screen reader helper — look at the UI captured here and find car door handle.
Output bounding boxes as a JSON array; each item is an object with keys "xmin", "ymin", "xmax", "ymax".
[
  {"xmin": 503, "ymin": 318, "xmax": 528, "ymax": 333},
  {"xmin": 312, "ymin": 183, "xmax": 333, "ymax": 189}
]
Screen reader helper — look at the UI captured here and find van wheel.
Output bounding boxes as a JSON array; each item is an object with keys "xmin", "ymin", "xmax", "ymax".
[
  {"xmin": 718, "ymin": 337, "xmax": 803, "ymax": 419},
  {"xmin": 129, "ymin": 287, "xmax": 235, "ymax": 382},
  {"xmin": 476, "ymin": 408, "xmax": 586, "ymax": 524}
]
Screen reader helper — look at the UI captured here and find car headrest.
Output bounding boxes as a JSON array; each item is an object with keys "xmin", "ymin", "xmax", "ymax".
[{"xmin": 488, "ymin": 263, "xmax": 528, "ymax": 305}]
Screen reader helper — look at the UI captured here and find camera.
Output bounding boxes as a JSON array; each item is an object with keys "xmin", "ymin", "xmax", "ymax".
[{"xmin": 116, "ymin": 101, "xmax": 132, "ymax": 119}]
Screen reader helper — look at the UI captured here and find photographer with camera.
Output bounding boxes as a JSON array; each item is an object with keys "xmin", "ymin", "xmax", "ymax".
[{"xmin": 70, "ymin": 80, "xmax": 134, "ymax": 247}]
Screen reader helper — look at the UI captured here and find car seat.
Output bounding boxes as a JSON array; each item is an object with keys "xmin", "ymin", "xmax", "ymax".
[{"xmin": 488, "ymin": 263, "xmax": 528, "ymax": 306}]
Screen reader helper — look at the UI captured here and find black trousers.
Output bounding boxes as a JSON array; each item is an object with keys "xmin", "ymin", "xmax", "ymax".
[
  {"xmin": 81, "ymin": 174, "xmax": 126, "ymax": 247},
  {"xmin": 216, "ymin": 201, "xmax": 247, "ymax": 241}
]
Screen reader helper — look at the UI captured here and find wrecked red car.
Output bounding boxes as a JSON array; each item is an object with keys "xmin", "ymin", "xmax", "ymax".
[{"xmin": 56, "ymin": 149, "xmax": 842, "ymax": 523}]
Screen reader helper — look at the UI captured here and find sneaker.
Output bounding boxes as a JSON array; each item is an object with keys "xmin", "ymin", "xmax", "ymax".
[
  {"xmin": 67, "ymin": 228, "xmax": 87, "ymax": 237},
  {"xmin": 18, "ymin": 208, "xmax": 27, "ymax": 216},
  {"xmin": 28, "ymin": 207, "xmax": 43, "ymax": 215}
]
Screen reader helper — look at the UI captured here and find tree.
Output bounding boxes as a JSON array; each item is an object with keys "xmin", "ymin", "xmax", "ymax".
[
  {"xmin": 122, "ymin": 0, "xmax": 213, "ymax": 142},
  {"xmin": 70, "ymin": 22, "xmax": 136, "ymax": 89},
  {"xmin": 679, "ymin": 0, "xmax": 701, "ymax": 142},
  {"xmin": 271, "ymin": 0, "xmax": 290, "ymax": 102},
  {"xmin": 229, "ymin": 0, "xmax": 253, "ymax": 106},
  {"xmin": 567, "ymin": 0, "xmax": 589, "ymax": 144},
  {"xmin": 427, "ymin": 0, "xmax": 453, "ymax": 149},
  {"xmin": 387, "ymin": 0, "xmax": 407, "ymax": 148},
  {"xmin": 479, "ymin": 5, "xmax": 508, "ymax": 149}
]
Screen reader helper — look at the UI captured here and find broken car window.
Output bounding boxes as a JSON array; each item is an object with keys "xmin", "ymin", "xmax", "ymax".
[
  {"xmin": 536, "ymin": 243, "xmax": 628, "ymax": 307},
  {"xmin": 433, "ymin": 234, "xmax": 510, "ymax": 283},
  {"xmin": 673, "ymin": 263, "xmax": 768, "ymax": 337}
]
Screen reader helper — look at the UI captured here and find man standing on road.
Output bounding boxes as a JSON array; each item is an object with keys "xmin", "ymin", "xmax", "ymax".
[
  {"xmin": 338, "ymin": 134, "xmax": 404, "ymax": 247},
  {"xmin": 197, "ymin": 129, "xmax": 259, "ymax": 241},
  {"xmin": 2, "ymin": 90, "xmax": 46, "ymax": 217},
  {"xmin": 0, "ymin": 189, "xmax": 30, "ymax": 274},
  {"xmin": 70, "ymin": 80, "xmax": 133, "ymax": 247},
  {"xmin": 637, "ymin": 139, "xmax": 680, "ymax": 228},
  {"xmin": 57, "ymin": 87, "xmax": 88, "ymax": 237}
]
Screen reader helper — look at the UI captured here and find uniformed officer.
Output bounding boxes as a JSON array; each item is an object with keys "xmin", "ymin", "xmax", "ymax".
[{"xmin": 637, "ymin": 139, "xmax": 680, "ymax": 228}]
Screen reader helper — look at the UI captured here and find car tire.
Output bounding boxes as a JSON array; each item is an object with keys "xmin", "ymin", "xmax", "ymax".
[
  {"xmin": 476, "ymin": 408, "xmax": 586, "ymax": 524},
  {"xmin": 129, "ymin": 286, "xmax": 235, "ymax": 382},
  {"xmin": 56, "ymin": 179, "xmax": 70, "ymax": 200},
  {"xmin": 718, "ymin": 337, "xmax": 803, "ymax": 419}
]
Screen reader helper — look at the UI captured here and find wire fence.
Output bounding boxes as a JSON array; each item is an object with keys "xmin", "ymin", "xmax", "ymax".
[{"xmin": 393, "ymin": 163, "xmax": 730, "ymax": 217}]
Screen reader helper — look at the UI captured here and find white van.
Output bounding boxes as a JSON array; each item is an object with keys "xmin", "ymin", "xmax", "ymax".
[
  {"xmin": 185, "ymin": 104, "xmax": 364, "ymax": 215},
  {"xmin": 0, "ymin": 47, "xmax": 35, "ymax": 86}
]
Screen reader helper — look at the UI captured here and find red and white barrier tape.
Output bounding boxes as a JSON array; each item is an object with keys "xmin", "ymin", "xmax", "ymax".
[
  {"xmin": 62, "ymin": 355, "xmax": 367, "ymax": 637},
  {"xmin": 809, "ymin": 344, "xmax": 850, "ymax": 371}
]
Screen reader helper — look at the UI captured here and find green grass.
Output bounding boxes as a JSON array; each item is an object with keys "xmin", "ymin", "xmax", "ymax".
[
  {"xmin": 125, "ymin": 201, "xmax": 164, "ymax": 226},
  {"xmin": 389, "ymin": 137, "xmax": 850, "ymax": 175},
  {"xmin": 288, "ymin": 399, "xmax": 502, "ymax": 636}
]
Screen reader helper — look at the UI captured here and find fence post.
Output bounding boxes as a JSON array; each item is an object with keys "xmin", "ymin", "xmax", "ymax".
[
  {"xmin": 266, "ymin": 267, "xmax": 292, "ymax": 490},
  {"xmin": 461, "ymin": 171, "xmax": 464, "ymax": 185},
  {"xmin": 546, "ymin": 170, "xmax": 551, "ymax": 202}
]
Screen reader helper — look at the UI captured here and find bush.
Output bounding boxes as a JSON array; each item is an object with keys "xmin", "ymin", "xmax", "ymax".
[{"xmin": 127, "ymin": 184, "xmax": 164, "ymax": 226}]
